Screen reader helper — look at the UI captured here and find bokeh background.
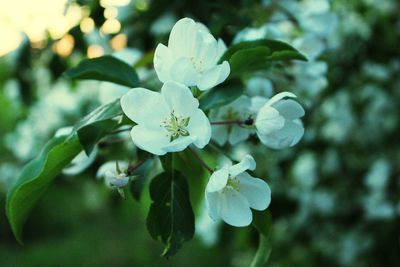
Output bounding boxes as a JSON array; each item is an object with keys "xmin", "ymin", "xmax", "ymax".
[{"xmin": 0, "ymin": 0, "xmax": 399, "ymax": 266}]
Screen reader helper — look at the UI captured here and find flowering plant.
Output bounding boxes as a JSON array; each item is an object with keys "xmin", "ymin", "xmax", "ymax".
[{"xmin": 5, "ymin": 16, "xmax": 306, "ymax": 265}]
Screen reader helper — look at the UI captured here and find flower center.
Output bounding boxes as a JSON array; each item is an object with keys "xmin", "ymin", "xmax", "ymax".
[
  {"xmin": 162, "ymin": 110, "xmax": 191, "ymax": 142},
  {"xmin": 190, "ymin": 57, "xmax": 204, "ymax": 73},
  {"xmin": 225, "ymin": 177, "xmax": 241, "ymax": 192}
]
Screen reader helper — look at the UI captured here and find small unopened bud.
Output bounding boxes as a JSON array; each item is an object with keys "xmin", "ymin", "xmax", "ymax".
[{"xmin": 243, "ymin": 117, "xmax": 254, "ymax": 126}]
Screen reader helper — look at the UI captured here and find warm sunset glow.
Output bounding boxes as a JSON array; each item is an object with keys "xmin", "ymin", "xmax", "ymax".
[
  {"xmin": 110, "ymin": 33, "xmax": 128, "ymax": 51},
  {"xmin": 0, "ymin": 0, "xmax": 85, "ymax": 57},
  {"xmin": 87, "ymin": 44, "xmax": 104, "ymax": 58},
  {"xmin": 80, "ymin": 17, "xmax": 95, "ymax": 33},
  {"xmin": 100, "ymin": 19, "xmax": 121, "ymax": 34},
  {"xmin": 52, "ymin": 34, "xmax": 75, "ymax": 57}
]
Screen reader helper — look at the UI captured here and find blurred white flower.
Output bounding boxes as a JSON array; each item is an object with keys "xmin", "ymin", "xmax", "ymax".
[
  {"xmin": 255, "ymin": 92, "xmax": 305, "ymax": 149},
  {"xmin": 99, "ymin": 48, "xmax": 143, "ymax": 104},
  {"xmin": 150, "ymin": 13, "xmax": 177, "ymax": 36},
  {"xmin": 154, "ymin": 17, "xmax": 230, "ymax": 91},
  {"xmin": 196, "ymin": 200, "xmax": 221, "ymax": 246},
  {"xmin": 205, "ymin": 155, "xmax": 271, "ymax": 227},
  {"xmin": 63, "ymin": 149, "xmax": 98, "ymax": 176},
  {"xmin": 209, "ymin": 96, "xmax": 253, "ymax": 146},
  {"xmin": 99, "ymin": 83, "xmax": 130, "ymax": 105},
  {"xmin": 321, "ymin": 91, "xmax": 354, "ymax": 143},
  {"xmin": 365, "ymin": 159, "xmax": 390, "ymax": 190},
  {"xmin": 120, "ymin": 81, "xmax": 211, "ymax": 155},
  {"xmin": 96, "ymin": 161, "xmax": 130, "ymax": 188},
  {"xmin": 246, "ymin": 77, "xmax": 274, "ymax": 98},
  {"xmin": 293, "ymin": 34, "xmax": 324, "ymax": 61},
  {"xmin": 55, "ymin": 126, "xmax": 98, "ymax": 176}
]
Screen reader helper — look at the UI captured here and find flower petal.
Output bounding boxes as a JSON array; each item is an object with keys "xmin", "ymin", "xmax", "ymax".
[
  {"xmin": 250, "ymin": 96, "xmax": 268, "ymax": 113},
  {"xmin": 197, "ymin": 61, "xmax": 230, "ymax": 91},
  {"xmin": 219, "ymin": 189, "xmax": 252, "ymax": 227},
  {"xmin": 187, "ymin": 109, "xmax": 212, "ymax": 148},
  {"xmin": 216, "ymin": 38, "xmax": 227, "ymax": 62},
  {"xmin": 162, "ymin": 135, "xmax": 197, "ymax": 153},
  {"xmin": 237, "ymin": 172, "xmax": 271, "ymax": 210},
  {"xmin": 168, "ymin": 18, "xmax": 206, "ymax": 58},
  {"xmin": 273, "ymin": 99, "xmax": 305, "ymax": 120},
  {"xmin": 255, "ymin": 105, "xmax": 285, "ymax": 135},
  {"xmin": 120, "ymin": 88, "xmax": 169, "ymax": 129},
  {"xmin": 96, "ymin": 161, "xmax": 128, "ymax": 179},
  {"xmin": 169, "ymin": 57, "xmax": 199, "ymax": 86},
  {"xmin": 229, "ymin": 154, "xmax": 256, "ymax": 177},
  {"xmin": 105, "ymin": 172, "xmax": 130, "ymax": 187},
  {"xmin": 154, "ymin": 44, "xmax": 174, "ymax": 83},
  {"xmin": 267, "ymin": 91, "xmax": 297, "ymax": 106},
  {"xmin": 258, "ymin": 119, "xmax": 304, "ymax": 149},
  {"xmin": 205, "ymin": 191, "xmax": 221, "ymax": 221},
  {"xmin": 206, "ymin": 166, "xmax": 229, "ymax": 193},
  {"xmin": 194, "ymin": 35, "xmax": 219, "ymax": 68},
  {"xmin": 161, "ymin": 81, "xmax": 199, "ymax": 117},
  {"xmin": 130, "ymin": 125, "xmax": 169, "ymax": 155}
]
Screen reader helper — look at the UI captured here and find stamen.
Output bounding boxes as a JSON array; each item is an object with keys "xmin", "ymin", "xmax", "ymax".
[
  {"xmin": 161, "ymin": 111, "xmax": 191, "ymax": 142},
  {"xmin": 224, "ymin": 176, "xmax": 241, "ymax": 192}
]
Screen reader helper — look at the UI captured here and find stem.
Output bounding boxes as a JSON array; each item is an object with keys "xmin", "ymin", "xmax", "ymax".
[
  {"xmin": 250, "ymin": 234, "xmax": 272, "ymax": 267},
  {"xmin": 188, "ymin": 147, "xmax": 213, "ymax": 174},
  {"xmin": 210, "ymin": 120, "xmax": 242, "ymax": 125}
]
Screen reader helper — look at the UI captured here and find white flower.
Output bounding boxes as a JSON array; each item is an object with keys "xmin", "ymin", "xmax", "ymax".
[
  {"xmin": 120, "ymin": 81, "xmax": 211, "ymax": 155},
  {"xmin": 205, "ymin": 155, "xmax": 271, "ymax": 227},
  {"xmin": 209, "ymin": 96, "xmax": 253, "ymax": 146},
  {"xmin": 293, "ymin": 34, "xmax": 324, "ymax": 61},
  {"xmin": 96, "ymin": 161, "xmax": 130, "ymax": 188},
  {"xmin": 255, "ymin": 92, "xmax": 305, "ymax": 149},
  {"xmin": 154, "ymin": 17, "xmax": 230, "ymax": 91}
]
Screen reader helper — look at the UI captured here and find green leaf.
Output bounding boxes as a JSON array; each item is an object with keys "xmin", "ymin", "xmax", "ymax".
[
  {"xmin": 229, "ymin": 47, "xmax": 272, "ymax": 77},
  {"xmin": 73, "ymin": 99, "xmax": 123, "ymax": 154},
  {"xmin": 199, "ymin": 85, "xmax": 244, "ymax": 110},
  {"xmin": 220, "ymin": 39, "xmax": 307, "ymax": 77},
  {"xmin": 6, "ymin": 134, "xmax": 82, "ymax": 243},
  {"xmin": 64, "ymin": 55, "xmax": 140, "ymax": 87},
  {"xmin": 146, "ymin": 171, "xmax": 195, "ymax": 257}
]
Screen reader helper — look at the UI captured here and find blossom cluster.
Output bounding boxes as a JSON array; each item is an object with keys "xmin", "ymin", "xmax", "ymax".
[{"xmin": 115, "ymin": 18, "xmax": 306, "ymax": 227}]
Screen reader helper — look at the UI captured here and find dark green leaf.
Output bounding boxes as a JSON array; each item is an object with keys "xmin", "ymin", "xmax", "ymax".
[
  {"xmin": 74, "ymin": 99, "xmax": 123, "ymax": 154},
  {"xmin": 199, "ymin": 85, "xmax": 244, "ymax": 110},
  {"xmin": 6, "ymin": 134, "xmax": 82, "ymax": 243},
  {"xmin": 219, "ymin": 39, "xmax": 307, "ymax": 77},
  {"xmin": 64, "ymin": 55, "xmax": 140, "ymax": 87},
  {"xmin": 159, "ymin": 153, "xmax": 174, "ymax": 173},
  {"xmin": 146, "ymin": 171, "xmax": 195, "ymax": 257}
]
